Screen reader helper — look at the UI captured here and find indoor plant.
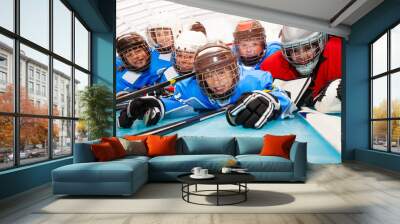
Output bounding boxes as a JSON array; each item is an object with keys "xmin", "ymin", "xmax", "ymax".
[{"xmin": 79, "ymin": 84, "xmax": 113, "ymax": 140}]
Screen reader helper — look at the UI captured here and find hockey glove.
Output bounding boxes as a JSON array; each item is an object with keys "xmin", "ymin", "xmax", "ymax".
[
  {"xmin": 118, "ymin": 96, "xmax": 165, "ymax": 128},
  {"xmin": 226, "ymin": 91, "xmax": 280, "ymax": 129}
]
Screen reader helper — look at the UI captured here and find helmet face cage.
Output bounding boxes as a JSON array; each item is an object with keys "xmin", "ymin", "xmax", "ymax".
[
  {"xmin": 119, "ymin": 43, "xmax": 151, "ymax": 72},
  {"xmin": 235, "ymin": 35, "xmax": 266, "ymax": 66},
  {"xmin": 147, "ymin": 27, "xmax": 174, "ymax": 54},
  {"xmin": 282, "ymin": 32, "xmax": 327, "ymax": 76},
  {"xmin": 173, "ymin": 49, "xmax": 196, "ymax": 75},
  {"xmin": 233, "ymin": 22, "xmax": 266, "ymax": 66},
  {"xmin": 197, "ymin": 62, "xmax": 239, "ymax": 101}
]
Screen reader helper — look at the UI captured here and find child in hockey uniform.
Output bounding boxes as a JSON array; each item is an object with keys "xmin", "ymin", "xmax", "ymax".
[{"xmin": 118, "ymin": 43, "xmax": 294, "ymax": 129}]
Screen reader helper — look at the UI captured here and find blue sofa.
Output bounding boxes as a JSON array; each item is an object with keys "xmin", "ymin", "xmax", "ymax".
[{"xmin": 52, "ymin": 136, "xmax": 307, "ymax": 196}]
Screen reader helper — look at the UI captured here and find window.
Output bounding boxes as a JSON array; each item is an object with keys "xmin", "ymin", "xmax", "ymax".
[
  {"xmin": 0, "ymin": 116, "xmax": 13, "ymax": 170},
  {"xmin": 20, "ymin": 0, "xmax": 49, "ymax": 49},
  {"xmin": 75, "ymin": 18, "xmax": 90, "ymax": 70},
  {"xmin": 0, "ymin": 35, "xmax": 13, "ymax": 113},
  {"xmin": 370, "ymin": 23, "xmax": 400, "ymax": 154},
  {"xmin": 36, "ymin": 83, "xmax": 40, "ymax": 95},
  {"xmin": 42, "ymin": 85, "xmax": 46, "ymax": 97},
  {"xmin": 0, "ymin": 1, "xmax": 91, "ymax": 170},
  {"xmin": 53, "ymin": 59, "xmax": 72, "ymax": 117},
  {"xmin": 53, "ymin": 0, "xmax": 72, "ymax": 60},
  {"xmin": 41, "ymin": 73, "xmax": 46, "ymax": 83},
  {"xmin": 35, "ymin": 70, "xmax": 41, "ymax": 81},
  {"xmin": 0, "ymin": 71, "xmax": 6, "ymax": 85},
  {"xmin": 28, "ymin": 67, "xmax": 34, "ymax": 80},
  {"xmin": 28, "ymin": 81, "xmax": 34, "ymax": 94},
  {"xmin": 0, "ymin": 0, "xmax": 14, "ymax": 32}
]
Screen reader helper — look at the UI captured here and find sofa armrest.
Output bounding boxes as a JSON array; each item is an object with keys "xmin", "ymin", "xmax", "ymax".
[
  {"xmin": 289, "ymin": 141, "xmax": 307, "ymax": 181},
  {"xmin": 73, "ymin": 140, "xmax": 100, "ymax": 163}
]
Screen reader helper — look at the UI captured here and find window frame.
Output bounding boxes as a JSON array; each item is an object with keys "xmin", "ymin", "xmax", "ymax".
[
  {"xmin": 370, "ymin": 19, "xmax": 400, "ymax": 154},
  {"xmin": 0, "ymin": 0, "xmax": 92, "ymax": 171}
]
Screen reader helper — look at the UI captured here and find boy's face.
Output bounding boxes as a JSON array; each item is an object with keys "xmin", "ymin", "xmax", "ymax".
[
  {"xmin": 286, "ymin": 44, "xmax": 318, "ymax": 65},
  {"xmin": 124, "ymin": 48, "xmax": 149, "ymax": 69},
  {"xmin": 154, "ymin": 28, "xmax": 173, "ymax": 48},
  {"xmin": 204, "ymin": 68, "xmax": 235, "ymax": 96},
  {"xmin": 175, "ymin": 51, "xmax": 196, "ymax": 72},
  {"xmin": 238, "ymin": 39, "xmax": 263, "ymax": 58}
]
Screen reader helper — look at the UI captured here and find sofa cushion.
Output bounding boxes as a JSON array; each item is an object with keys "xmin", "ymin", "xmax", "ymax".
[
  {"xmin": 91, "ymin": 142, "xmax": 118, "ymax": 162},
  {"xmin": 235, "ymin": 137, "xmax": 263, "ymax": 155},
  {"xmin": 260, "ymin": 134, "xmax": 296, "ymax": 159},
  {"xmin": 236, "ymin": 155, "xmax": 293, "ymax": 172},
  {"xmin": 149, "ymin": 154, "xmax": 235, "ymax": 172},
  {"xmin": 147, "ymin": 134, "xmax": 177, "ymax": 157},
  {"xmin": 53, "ymin": 159, "xmax": 147, "ymax": 183},
  {"xmin": 101, "ymin": 137, "xmax": 127, "ymax": 158},
  {"xmin": 177, "ymin": 136, "xmax": 236, "ymax": 155},
  {"xmin": 119, "ymin": 138, "xmax": 147, "ymax": 156}
]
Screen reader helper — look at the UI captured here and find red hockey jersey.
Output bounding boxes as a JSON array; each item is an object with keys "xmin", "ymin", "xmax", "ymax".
[{"xmin": 260, "ymin": 36, "xmax": 342, "ymax": 98}]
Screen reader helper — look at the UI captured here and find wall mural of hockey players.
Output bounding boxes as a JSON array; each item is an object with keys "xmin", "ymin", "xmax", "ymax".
[{"xmin": 115, "ymin": 0, "xmax": 343, "ymax": 163}]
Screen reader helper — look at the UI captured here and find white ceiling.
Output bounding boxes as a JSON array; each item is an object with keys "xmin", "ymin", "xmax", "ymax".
[{"xmin": 117, "ymin": 0, "xmax": 384, "ymax": 39}]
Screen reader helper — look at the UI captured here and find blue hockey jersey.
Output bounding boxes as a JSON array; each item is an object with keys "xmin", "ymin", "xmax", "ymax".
[
  {"xmin": 161, "ymin": 66, "xmax": 293, "ymax": 119},
  {"xmin": 116, "ymin": 49, "xmax": 173, "ymax": 94}
]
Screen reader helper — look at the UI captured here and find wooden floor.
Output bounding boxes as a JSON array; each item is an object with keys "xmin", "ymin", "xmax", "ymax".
[{"xmin": 1, "ymin": 162, "xmax": 400, "ymax": 224}]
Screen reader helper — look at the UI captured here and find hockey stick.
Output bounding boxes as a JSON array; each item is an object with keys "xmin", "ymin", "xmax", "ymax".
[
  {"xmin": 133, "ymin": 106, "xmax": 228, "ymax": 136},
  {"xmin": 116, "ymin": 72, "xmax": 196, "ymax": 104}
]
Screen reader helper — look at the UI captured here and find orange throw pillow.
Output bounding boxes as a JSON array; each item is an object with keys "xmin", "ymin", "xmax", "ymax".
[
  {"xmin": 124, "ymin": 135, "xmax": 149, "ymax": 142},
  {"xmin": 91, "ymin": 142, "xmax": 117, "ymax": 162},
  {"xmin": 146, "ymin": 134, "xmax": 177, "ymax": 157},
  {"xmin": 260, "ymin": 134, "xmax": 296, "ymax": 159},
  {"xmin": 101, "ymin": 137, "xmax": 126, "ymax": 158}
]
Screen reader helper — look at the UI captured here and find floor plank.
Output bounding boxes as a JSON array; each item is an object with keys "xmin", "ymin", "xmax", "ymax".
[{"xmin": 1, "ymin": 161, "xmax": 400, "ymax": 224}]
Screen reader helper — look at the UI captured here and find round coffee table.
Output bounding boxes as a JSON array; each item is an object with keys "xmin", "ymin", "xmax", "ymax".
[{"xmin": 177, "ymin": 173, "xmax": 255, "ymax": 206}]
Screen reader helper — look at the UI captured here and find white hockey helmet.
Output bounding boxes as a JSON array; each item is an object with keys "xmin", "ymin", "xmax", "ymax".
[
  {"xmin": 146, "ymin": 13, "xmax": 181, "ymax": 54},
  {"xmin": 173, "ymin": 31, "xmax": 207, "ymax": 75},
  {"xmin": 281, "ymin": 26, "xmax": 327, "ymax": 77}
]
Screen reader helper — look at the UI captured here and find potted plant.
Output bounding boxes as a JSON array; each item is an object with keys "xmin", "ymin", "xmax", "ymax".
[{"xmin": 79, "ymin": 84, "xmax": 113, "ymax": 140}]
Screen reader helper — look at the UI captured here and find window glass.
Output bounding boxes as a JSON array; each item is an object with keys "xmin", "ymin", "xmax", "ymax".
[
  {"xmin": 53, "ymin": 0, "xmax": 72, "ymax": 60},
  {"xmin": 20, "ymin": 117, "xmax": 49, "ymax": 165},
  {"xmin": 53, "ymin": 119, "xmax": 72, "ymax": 157},
  {"xmin": 0, "ymin": 116, "xmax": 14, "ymax": 170},
  {"xmin": 20, "ymin": 44, "xmax": 49, "ymax": 115},
  {"xmin": 391, "ymin": 24, "xmax": 400, "ymax": 70},
  {"xmin": 20, "ymin": 0, "xmax": 49, "ymax": 49},
  {"xmin": 372, "ymin": 76, "xmax": 387, "ymax": 119},
  {"xmin": 391, "ymin": 120, "xmax": 400, "ymax": 153},
  {"xmin": 0, "ymin": 35, "xmax": 14, "ymax": 113},
  {"xmin": 372, "ymin": 33, "xmax": 387, "ymax": 76},
  {"xmin": 0, "ymin": 0, "xmax": 14, "ymax": 31},
  {"xmin": 75, "ymin": 120, "xmax": 88, "ymax": 143},
  {"xmin": 53, "ymin": 59, "xmax": 72, "ymax": 117},
  {"xmin": 74, "ymin": 18, "xmax": 89, "ymax": 69},
  {"xmin": 372, "ymin": 121, "xmax": 388, "ymax": 151},
  {"xmin": 74, "ymin": 69, "xmax": 89, "ymax": 118},
  {"xmin": 391, "ymin": 72, "xmax": 400, "ymax": 118}
]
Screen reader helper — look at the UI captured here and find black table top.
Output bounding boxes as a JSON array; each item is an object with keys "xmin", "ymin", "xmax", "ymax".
[{"xmin": 177, "ymin": 172, "xmax": 255, "ymax": 185}]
